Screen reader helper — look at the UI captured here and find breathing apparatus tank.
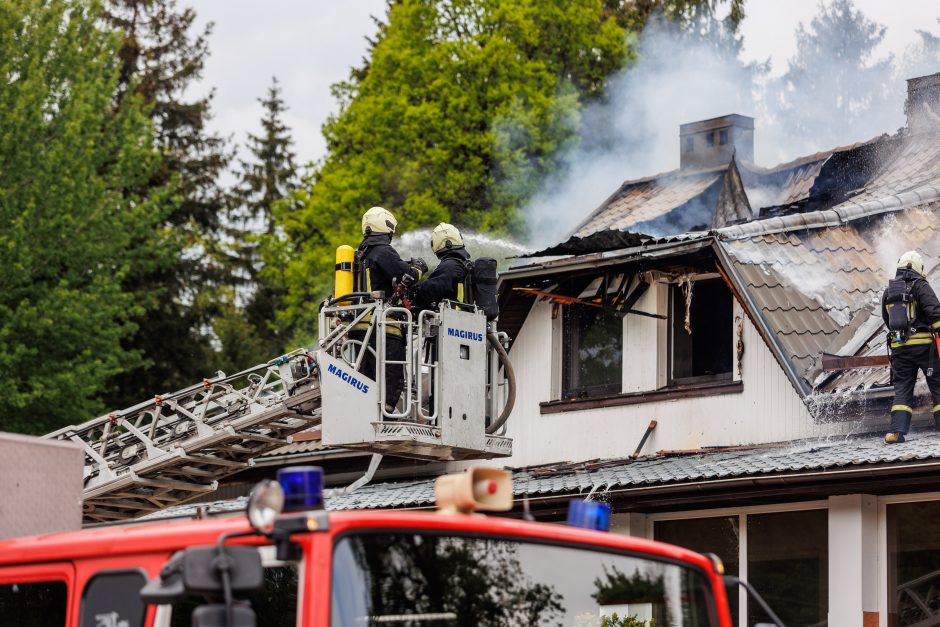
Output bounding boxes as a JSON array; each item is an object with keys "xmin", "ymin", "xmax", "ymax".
[{"xmin": 334, "ymin": 245, "xmax": 355, "ymax": 303}]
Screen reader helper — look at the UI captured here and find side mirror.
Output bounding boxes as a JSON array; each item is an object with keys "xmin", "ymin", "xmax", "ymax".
[
  {"xmin": 182, "ymin": 546, "xmax": 264, "ymax": 595},
  {"xmin": 140, "ymin": 551, "xmax": 186, "ymax": 604}
]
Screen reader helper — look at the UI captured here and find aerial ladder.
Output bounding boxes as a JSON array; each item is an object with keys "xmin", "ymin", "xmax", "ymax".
[{"xmin": 44, "ymin": 266, "xmax": 515, "ymax": 525}]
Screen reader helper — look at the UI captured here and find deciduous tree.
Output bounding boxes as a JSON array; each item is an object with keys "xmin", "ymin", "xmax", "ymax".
[
  {"xmin": 269, "ymin": 0, "xmax": 630, "ymax": 339},
  {"xmin": 0, "ymin": 0, "xmax": 171, "ymax": 433}
]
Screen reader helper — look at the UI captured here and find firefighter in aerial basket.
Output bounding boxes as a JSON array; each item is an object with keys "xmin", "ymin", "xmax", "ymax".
[
  {"xmin": 352, "ymin": 206, "xmax": 427, "ymax": 412},
  {"xmin": 882, "ymin": 251, "xmax": 940, "ymax": 443},
  {"xmin": 412, "ymin": 223, "xmax": 472, "ymax": 311}
]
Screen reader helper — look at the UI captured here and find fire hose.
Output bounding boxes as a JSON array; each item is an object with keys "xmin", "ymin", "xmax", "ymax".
[{"xmin": 486, "ymin": 332, "xmax": 515, "ymax": 434}]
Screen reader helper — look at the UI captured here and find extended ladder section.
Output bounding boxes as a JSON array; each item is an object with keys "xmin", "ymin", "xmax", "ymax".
[
  {"xmin": 45, "ymin": 351, "xmax": 321, "ymax": 524},
  {"xmin": 43, "ymin": 296, "xmax": 514, "ymax": 524}
]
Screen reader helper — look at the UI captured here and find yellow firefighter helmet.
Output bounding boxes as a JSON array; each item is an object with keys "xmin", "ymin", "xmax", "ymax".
[
  {"xmin": 431, "ymin": 222, "xmax": 464, "ymax": 254},
  {"xmin": 362, "ymin": 206, "xmax": 398, "ymax": 235},
  {"xmin": 897, "ymin": 250, "xmax": 925, "ymax": 276}
]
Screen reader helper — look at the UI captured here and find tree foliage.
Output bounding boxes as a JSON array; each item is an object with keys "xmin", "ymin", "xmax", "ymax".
[
  {"xmin": 0, "ymin": 0, "xmax": 170, "ymax": 433},
  {"xmin": 221, "ymin": 77, "xmax": 299, "ymax": 368},
  {"xmin": 269, "ymin": 0, "xmax": 631, "ymax": 339}
]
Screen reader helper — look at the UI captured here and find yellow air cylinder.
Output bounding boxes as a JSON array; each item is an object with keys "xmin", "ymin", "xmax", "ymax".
[{"xmin": 334, "ymin": 245, "xmax": 355, "ymax": 302}]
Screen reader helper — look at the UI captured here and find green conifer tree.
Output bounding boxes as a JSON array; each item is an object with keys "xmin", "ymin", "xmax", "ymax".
[
  {"xmin": 219, "ymin": 77, "xmax": 299, "ymax": 368},
  {"xmin": 102, "ymin": 0, "xmax": 233, "ymax": 407}
]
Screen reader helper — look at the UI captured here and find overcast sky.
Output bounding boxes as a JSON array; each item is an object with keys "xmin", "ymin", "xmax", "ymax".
[{"xmin": 188, "ymin": 0, "xmax": 940, "ymax": 171}]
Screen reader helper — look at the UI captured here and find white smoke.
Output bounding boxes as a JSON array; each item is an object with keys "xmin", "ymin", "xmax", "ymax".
[
  {"xmin": 395, "ymin": 228, "xmax": 528, "ymax": 271},
  {"xmin": 523, "ymin": 19, "xmax": 760, "ymax": 248},
  {"xmin": 521, "ymin": 5, "xmax": 938, "ymax": 248}
]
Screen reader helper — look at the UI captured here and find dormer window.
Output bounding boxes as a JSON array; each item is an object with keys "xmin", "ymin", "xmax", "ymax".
[{"xmin": 669, "ymin": 278, "xmax": 733, "ymax": 385}]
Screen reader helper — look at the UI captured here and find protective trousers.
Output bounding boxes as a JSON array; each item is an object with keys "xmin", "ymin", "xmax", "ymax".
[
  {"xmin": 889, "ymin": 343, "xmax": 940, "ymax": 434},
  {"xmin": 349, "ymin": 330, "xmax": 405, "ymax": 410}
]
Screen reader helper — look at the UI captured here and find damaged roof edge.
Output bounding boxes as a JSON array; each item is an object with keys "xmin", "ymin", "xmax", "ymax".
[
  {"xmin": 496, "ymin": 234, "xmax": 813, "ymax": 401},
  {"xmin": 717, "ymin": 184, "xmax": 940, "ymax": 240},
  {"xmin": 712, "ymin": 240, "xmax": 812, "ymax": 400},
  {"xmin": 498, "ymin": 237, "xmax": 713, "ymax": 283}
]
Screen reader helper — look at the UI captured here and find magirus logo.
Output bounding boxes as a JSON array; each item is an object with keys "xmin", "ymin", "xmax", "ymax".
[
  {"xmin": 446, "ymin": 327, "xmax": 484, "ymax": 342},
  {"xmin": 327, "ymin": 363, "xmax": 369, "ymax": 394}
]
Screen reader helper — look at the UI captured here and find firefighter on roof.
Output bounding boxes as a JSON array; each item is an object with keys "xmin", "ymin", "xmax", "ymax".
[
  {"xmin": 882, "ymin": 250, "xmax": 940, "ymax": 443},
  {"xmin": 413, "ymin": 223, "xmax": 472, "ymax": 311},
  {"xmin": 352, "ymin": 206, "xmax": 427, "ymax": 411}
]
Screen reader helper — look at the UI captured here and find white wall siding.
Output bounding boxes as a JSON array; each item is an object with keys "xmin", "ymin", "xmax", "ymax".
[
  {"xmin": 502, "ymin": 297, "xmax": 851, "ymax": 468},
  {"xmin": 622, "ymin": 282, "xmax": 660, "ymax": 393}
]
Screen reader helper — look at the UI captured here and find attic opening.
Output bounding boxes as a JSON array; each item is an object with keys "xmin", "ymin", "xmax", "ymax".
[{"xmin": 669, "ymin": 277, "xmax": 733, "ymax": 385}]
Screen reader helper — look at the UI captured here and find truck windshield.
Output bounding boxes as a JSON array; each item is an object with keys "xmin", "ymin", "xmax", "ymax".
[{"xmin": 332, "ymin": 533, "xmax": 715, "ymax": 626}]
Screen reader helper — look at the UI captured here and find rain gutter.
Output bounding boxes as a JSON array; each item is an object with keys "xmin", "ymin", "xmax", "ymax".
[
  {"xmin": 715, "ymin": 184, "xmax": 940, "ymax": 240},
  {"xmin": 511, "ymin": 457, "xmax": 940, "ymax": 507}
]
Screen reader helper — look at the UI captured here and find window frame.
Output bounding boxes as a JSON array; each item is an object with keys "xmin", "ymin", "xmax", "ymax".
[
  {"xmin": 0, "ymin": 562, "xmax": 73, "ymax": 626},
  {"xmin": 667, "ymin": 277, "xmax": 734, "ymax": 387},
  {"xmin": 877, "ymin": 491, "xmax": 940, "ymax": 626},
  {"xmin": 329, "ymin": 528, "xmax": 721, "ymax": 627},
  {"xmin": 649, "ymin": 501, "xmax": 829, "ymax": 627},
  {"xmin": 560, "ymin": 303, "xmax": 624, "ymax": 400}
]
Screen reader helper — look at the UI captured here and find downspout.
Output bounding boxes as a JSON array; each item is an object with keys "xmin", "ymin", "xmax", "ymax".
[{"xmin": 712, "ymin": 239, "xmax": 811, "ymax": 398}]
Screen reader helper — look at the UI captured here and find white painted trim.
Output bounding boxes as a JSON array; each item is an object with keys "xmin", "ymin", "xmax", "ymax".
[
  {"xmin": 646, "ymin": 500, "xmax": 828, "ymax": 523},
  {"xmin": 877, "ymin": 490, "xmax": 940, "ymax": 504},
  {"xmin": 550, "ymin": 303, "xmax": 562, "ymax": 401},
  {"xmin": 738, "ymin": 513, "xmax": 747, "ymax": 627},
  {"xmin": 877, "ymin": 499, "xmax": 887, "ymax": 627}
]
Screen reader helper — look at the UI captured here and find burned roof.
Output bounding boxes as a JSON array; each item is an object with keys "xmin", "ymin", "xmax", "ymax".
[
  {"xmin": 536, "ymin": 134, "xmax": 899, "ymax": 259},
  {"xmin": 570, "ymin": 166, "xmax": 726, "ymax": 238},
  {"xmin": 719, "ymin": 130, "xmax": 940, "ymax": 393}
]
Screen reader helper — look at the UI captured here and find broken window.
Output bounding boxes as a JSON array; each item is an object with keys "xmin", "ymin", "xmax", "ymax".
[
  {"xmin": 719, "ymin": 128, "xmax": 729, "ymax": 145},
  {"xmin": 669, "ymin": 277, "xmax": 733, "ymax": 384},
  {"xmin": 706, "ymin": 131, "xmax": 716, "ymax": 147},
  {"xmin": 562, "ymin": 305, "xmax": 623, "ymax": 398}
]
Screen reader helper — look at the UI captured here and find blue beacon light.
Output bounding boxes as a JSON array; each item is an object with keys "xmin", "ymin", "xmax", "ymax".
[
  {"xmin": 277, "ymin": 466, "xmax": 325, "ymax": 512},
  {"xmin": 566, "ymin": 499, "xmax": 611, "ymax": 532}
]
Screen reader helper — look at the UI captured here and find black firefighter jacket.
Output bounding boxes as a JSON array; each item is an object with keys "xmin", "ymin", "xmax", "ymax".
[
  {"xmin": 357, "ymin": 233, "xmax": 420, "ymax": 296},
  {"xmin": 413, "ymin": 248, "xmax": 471, "ymax": 311},
  {"xmin": 881, "ymin": 267, "xmax": 940, "ymax": 348}
]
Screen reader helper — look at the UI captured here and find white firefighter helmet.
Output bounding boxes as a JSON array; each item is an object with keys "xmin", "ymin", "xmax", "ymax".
[
  {"xmin": 897, "ymin": 250, "xmax": 925, "ymax": 276},
  {"xmin": 362, "ymin": 206, "xmax": 398, "ymax": 235},
  {"xmin": 431, "ymin": 222, "xmax": 464, "ymax": 254}
]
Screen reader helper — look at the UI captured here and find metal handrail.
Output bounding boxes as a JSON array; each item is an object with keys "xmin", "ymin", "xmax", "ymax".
[
  {"xmin": 416, "ymin": 309, "xmax": 440, "ymax": 424},
  {"xmin": 379, "ymin": 306, "xmax": 414, "ymax": 420}
]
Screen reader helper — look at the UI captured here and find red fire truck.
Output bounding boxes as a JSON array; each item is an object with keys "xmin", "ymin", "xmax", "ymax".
[{"xmin": 0, "ymin": 466, "xmax": 781, "ymax": 627}]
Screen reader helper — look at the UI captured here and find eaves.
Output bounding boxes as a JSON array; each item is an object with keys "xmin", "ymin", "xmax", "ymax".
[{"xmin": 497, "ymin": 236, "xmax": 712, "ymax": 286}]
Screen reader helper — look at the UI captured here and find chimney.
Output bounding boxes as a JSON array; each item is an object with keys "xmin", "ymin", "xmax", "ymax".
[
  {"xmin": 905, "ymin": 72, "xmax": 940, "ymax": 132},
  {"xmin": 679, "ymin": 114, "xmax": 754, "ymax": 170}
]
